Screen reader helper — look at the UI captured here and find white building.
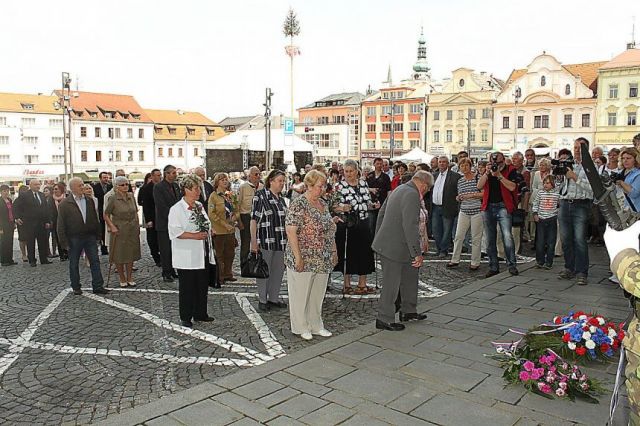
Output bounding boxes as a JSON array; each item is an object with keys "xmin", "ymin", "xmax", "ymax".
[
  {"xmin": 493, "ymin": 53, "xmax": 605, "ymax": 155},
  {"xmin": 0, "ymin": 93, "xmax": 65, "ymax": 184},
  {"xmin": 60, "ymin": 91, "xmax": 156, "ymax": 175}
]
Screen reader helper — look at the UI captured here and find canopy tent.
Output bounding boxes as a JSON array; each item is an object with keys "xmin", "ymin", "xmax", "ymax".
[
  {"xmin": 206, "ymin": 129, "xmax": 314, "ymax": 152},
  {"xmin": 392, "ymin": 147, "xmax": 434, "ymax": 164}
]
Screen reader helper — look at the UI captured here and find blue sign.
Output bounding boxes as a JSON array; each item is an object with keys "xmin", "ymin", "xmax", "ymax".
[{"xmin": 284, "ymin": 118, "xmax": 294, "ymax": 135}]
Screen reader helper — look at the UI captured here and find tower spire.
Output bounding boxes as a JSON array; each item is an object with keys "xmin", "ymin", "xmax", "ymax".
[
  {"xmin": 629, "ymin": 16, "xmax": 637, "ymax": 49},
  {"xmin": 385, "ymin": 64, "xmax": 393, "ymax": 87},
  {"xmin": 412, "ymin": 26, "xmax": 430, "ymax": 80}
]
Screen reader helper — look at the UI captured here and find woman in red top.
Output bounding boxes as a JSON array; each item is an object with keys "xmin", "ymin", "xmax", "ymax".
[{"xmin": 390, "ymin": 162, "xmax": 407, "ymax": 190}]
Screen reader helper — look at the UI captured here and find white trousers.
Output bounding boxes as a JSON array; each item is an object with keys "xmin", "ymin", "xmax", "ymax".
[
  {"xmin": 287, "ymin": 269, "xmax": 328, "ymax": 335},
  {"xmin": 450, "ymin": 211, "xmax": 483, "ymax": 266}
]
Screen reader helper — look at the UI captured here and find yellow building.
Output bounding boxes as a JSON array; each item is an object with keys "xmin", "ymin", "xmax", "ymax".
[
  {"xmin": 595, "ymin": 47, "xmax": 640, "ymax": 148},
  {"xmin": 426, "ymin": 68, "xmax": 503, "ymax": 159}
]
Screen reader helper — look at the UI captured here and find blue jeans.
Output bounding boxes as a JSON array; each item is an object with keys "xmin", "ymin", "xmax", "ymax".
[
  {"xmin": 483, "ymin": 202, "xmax": 516, "ymax": 271},
  {"xmin": 535, "ymin": 217, "xmax": 557, "ymax": 267},
  {"xmin": 559, "ymin": 200, "xmax": 590, "ymax": 277},
  {"xmin": 68, "ymin": 235, "xmax": 104, "ymax": 290},
  {"xmin": 432, "ymin": 205, "xmax": 453, "ymax": 255}
]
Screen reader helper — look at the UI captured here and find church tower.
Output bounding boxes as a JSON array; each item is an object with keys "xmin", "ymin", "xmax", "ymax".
[{"xmin": 412, "ymin": 27, "xmax": 430, "ymax": 80}]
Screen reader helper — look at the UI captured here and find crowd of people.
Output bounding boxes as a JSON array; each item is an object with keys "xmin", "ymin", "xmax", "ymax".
[{"xmin": 1, "ymin": 133, "xmax": 639, "ymax": 335}]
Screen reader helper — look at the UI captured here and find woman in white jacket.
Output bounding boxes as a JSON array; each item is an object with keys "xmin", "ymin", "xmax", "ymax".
[{"xmin": 168, "ymin": 174, "xmax": 216, "ymax": 328}]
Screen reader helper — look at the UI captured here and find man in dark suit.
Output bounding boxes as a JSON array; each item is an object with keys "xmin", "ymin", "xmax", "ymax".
[
  {"xmin": 366, "ymin": 157, "xmax": 392, "ymax": 238},
  {"xmin": 13, "ymin": 179, "xmax": 52, "ymax": 266},
  {"xmin": 0, "ymin": 184, "xmax": 17, "ymax": 266},
  {"xmin": 194, "ymin": 167, "xmax": 214, "ymax": 210},
  {"xmin": 154, "ymin": 164, "xmax": 181, "ymax": 282},
  {"xmin": 92, "ymin": 171, "xmax": 112, "ymax": 255},
  {"xmin": 138, "ymin": 169, "xmax": 162, "ymax": 266},
  {"xmin": 372, "ymin": 171, "xmax": 431, "ymax": 331},
  {"xmin": 431, "ymin": 156, "xmax": 460, "ymax": 258}
]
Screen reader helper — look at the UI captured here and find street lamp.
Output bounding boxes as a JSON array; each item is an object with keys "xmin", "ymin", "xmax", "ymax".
[
  {"xmin": 465, "ymin": 108, "xmax": 473, "ymax": 156},
  {"xmin": 513, "ymin": 85, "xmax": 522, "ymax": 150},
  {"xmin": 60, "ymin": 72, "xmax": 72, "ymax": 182}
]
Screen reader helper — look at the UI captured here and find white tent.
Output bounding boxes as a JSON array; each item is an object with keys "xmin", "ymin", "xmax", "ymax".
[
  {"xmin": 392, "ymin": 147, "xmax": 434, "ymax": 163},
  {"xmin": 206, "ymin": 129, "xmax": 314, "ymax": 152}
]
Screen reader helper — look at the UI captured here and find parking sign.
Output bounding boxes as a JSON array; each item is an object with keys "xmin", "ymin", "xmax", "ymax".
[{"xmin": 284, "ymin": 118, "xmax": 294, "ymax": 135}]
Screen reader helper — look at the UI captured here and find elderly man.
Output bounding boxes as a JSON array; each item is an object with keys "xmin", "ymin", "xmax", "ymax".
[
  {"xmin": 57, "ymin": 178, "xmax": 108, "ymax": 295},
  {"xmin": 382, "ymin": 159, "xmax": 393, "ymax": 179},
  {"xmin": 154, "ymin": 165, "xmax": 181, "ymax": 282},
  {"xmin": 238, "ymin": 166, "xmax": 261, "ymax": 266},
  {"xmin": 431, "ymin": 156, "xmax": 460, "ymax": 258},
  {"xmin": 13, "ymin": 179, "xmax": 52, "ymax": 266},
  {"xmin": 373, "ymin": 171, "xmax": 431, "ymax": 331},
  {"xmin": 92, "ymin": 171, "xmax": 113, "ymax": 255}
]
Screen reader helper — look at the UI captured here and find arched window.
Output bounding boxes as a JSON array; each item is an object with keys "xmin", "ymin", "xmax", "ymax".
[
  {"xmin": 459, "ymin": 79, "xmax": 465, "ymax": 87},
  {"xmin": 541, "ymin": 76, "xmax": 546, "ymax": 87},
  {"xmin": 565, "ymin": 84, "xmax": 571, "ymax": 95}
]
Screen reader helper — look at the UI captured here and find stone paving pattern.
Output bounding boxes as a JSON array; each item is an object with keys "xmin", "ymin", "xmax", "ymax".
[
  {"xmin": 0, "ymin": 232, "xmax": 484, "ymax": 425},
  {"xmin": 97, "ymin": 245, "xmax": 631, "ymax": 426}
]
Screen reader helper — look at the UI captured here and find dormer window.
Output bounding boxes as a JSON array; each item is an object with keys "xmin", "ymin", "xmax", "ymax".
[
  {"xmin": 187, "ymin": 128, "xmax": 195, "ymax": 136},
  {"xmin": 132, "ymin": 114, "xmax": 140, "ymax": 120},
  {"xmin": 540, "ymin": 76, "xmax": 546, "ymax": 87},
  {"xmin": 168, "ymin": 127, "xmax": 176, "ymax": 135},
  {"xmin": 90, "ymin": 112, "xmax": 97, "ymax": 118},
  {"xmin": 120, "ymin": 112, "xmax": 129, "ymax": 119},
  {"xmin": 20, "ymin": 103, "xmax": 34, "ymax": 110},
  {"xmin": 104, "ymin": 112, "xmax": 114, "ymax": 119},
  {"xmin": 75, "ymin": 111, "xmax": 84, "ymax": 117},
  {"xmin": 154, "ymin": 127, "xmax": 162, "ymax": 134},
  {"xmin": 207, "ymin": 128, "xmax": 214, "ymax": 136},
  {"xmin": 565, "ymin": 84, "xmax": 571, "ymax": 95}
]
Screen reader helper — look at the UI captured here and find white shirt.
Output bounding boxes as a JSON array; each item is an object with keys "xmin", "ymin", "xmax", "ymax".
[
  {"xmin": 168, "ymin": 198, "xmax": 215, "ymax": 270},
  {"xmin": 73, "ymin": 194, "xmax": 87, "ymax": 223},
  {"xmin": 432, "ymin": 170, "xmax": 448, "ymax": 206}
]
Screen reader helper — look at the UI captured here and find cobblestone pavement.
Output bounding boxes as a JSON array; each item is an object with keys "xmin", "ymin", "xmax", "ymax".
[{"xmin": 0, "ymin": 232, "xmax": 535, "ymax": 425}]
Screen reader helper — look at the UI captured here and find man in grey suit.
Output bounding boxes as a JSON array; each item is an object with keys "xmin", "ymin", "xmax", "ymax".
[{"xmin": 373, "ymin": 171, "xmax": 431, "ymax": 331}]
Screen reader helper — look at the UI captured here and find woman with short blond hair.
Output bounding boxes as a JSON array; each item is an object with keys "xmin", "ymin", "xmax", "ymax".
[{"xmin": 208, "ymin": 172, "xmax": 238, "ymax": 282}]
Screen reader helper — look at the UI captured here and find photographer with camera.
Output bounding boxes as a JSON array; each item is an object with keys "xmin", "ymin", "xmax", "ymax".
[
  {"xmin": 556, "ymin": 138, "xmax": 594, "ymax": 286},
  {"xmin": 478, "ymin": 151, "xmax": 520, "ymax": 278}
]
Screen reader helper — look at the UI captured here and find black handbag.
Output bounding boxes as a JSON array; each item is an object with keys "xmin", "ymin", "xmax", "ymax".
[
  {"xmin": 511, "ymin": 208, "xmax": 526, "ymax": 226},
  {"xmin": 241, "ymin": 251, "xmax": 269, "ymax": 279}
]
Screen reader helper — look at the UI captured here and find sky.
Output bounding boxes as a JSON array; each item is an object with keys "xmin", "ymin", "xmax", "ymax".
[{"xmin": 2, "ymin": 0, "xmax": 639, "ymax": 123}]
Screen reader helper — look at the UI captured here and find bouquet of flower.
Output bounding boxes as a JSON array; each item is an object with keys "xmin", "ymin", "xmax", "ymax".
[
  {"xmin": 188, "ymin": 201, "xmax": 210, "ymax": 232},
  {"xmin": 498, "ymin": 349, "xmax": 605, "ymax": 403},
  {"xmin": 224, "ymin": 190, "xmax": 239, "ymax": 211}
]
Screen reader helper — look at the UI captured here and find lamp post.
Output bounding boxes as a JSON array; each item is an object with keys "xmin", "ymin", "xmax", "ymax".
[
  {"xmin": 60, "ymin": 72, "xmax": 72, "ymax": 183},
  {"xmin": 264, "ymin": 88, "xmax": 273, "ymax": 170},
  {"xmin": 465, "ymin": 108, "xmax": 472, "ymax": 156},
  {"xmin": 513, "ymin": 85, "xmax": 521, "ymax": 150},
  {"xmin": 389, "ymin": 96, "xmax": 396, "ymax": 159}
]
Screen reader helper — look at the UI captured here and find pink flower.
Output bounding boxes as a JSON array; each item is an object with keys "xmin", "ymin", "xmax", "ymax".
[
  {"xmin": 519, "ymin": 371, "xmax": 531, "ymax": 381},
  {"xmin": 546, "ymin": 373, "xmax": 556, "ymax": 384},
  {"xmin": 562, "ymin": 363, "xmax": 569, "ymax": 370},
  {"xmin": 579, "ymin": 374, "xmax": 587, "ymax": 382},
  {"xmin": 549, "ymin": 366, "xmax": 557, "ymax": 373},
  {"xmin": 537, "ymin": 382, "xmax": 552, "ymax": 394},
  {"xmin": 523, "ymin": 361, "xmax": 535, "ymax": 372},
  {"xmin": 559, "ymin": 382, "xmax": 568, "ymax": 390},
  {"xmin": 580, "ymin": 382, "xmax": 589, "ymax": 391},
  {"xmin": 556, "ymin": 388, "xmax": 566, "ymax": 397},
  {"xmin": 531, "ymin": 368, "xmax": 545, "ymax": 380},
  {"xmin": 547, "ymin": 353, "xmax": 557, "ymax": 363}
]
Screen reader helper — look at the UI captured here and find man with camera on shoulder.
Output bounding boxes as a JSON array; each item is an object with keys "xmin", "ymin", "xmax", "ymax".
[
  {"xmin": 478, "ymin": 151, "xmax": 520, "ymax": 278},
  {"xmin": 556, "ymin": 138, "xmax": 593, "ymax": 286}
]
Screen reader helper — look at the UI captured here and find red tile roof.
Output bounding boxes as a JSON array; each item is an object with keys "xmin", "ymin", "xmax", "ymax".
[
  {"xmin": 600, "ymin": 48, "xmax": 640, "ymax": 70},
  {"xmin": 53, "ymin": 91, "xmax": 152, "ymax": 123}
]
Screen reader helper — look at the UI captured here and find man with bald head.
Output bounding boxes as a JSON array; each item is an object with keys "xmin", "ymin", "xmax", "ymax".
[
  {"xmin": 238, "ymin": 166, "xmax": 261, "ymax": 266},
  {"xmin": 14, "ymin": 179, "xmax": 52, "ymax": 266}
]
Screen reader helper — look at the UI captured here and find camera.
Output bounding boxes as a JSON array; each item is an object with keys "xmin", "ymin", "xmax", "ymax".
[
  {"xmin": 609, "ymin": 171, "xmax": 625, "ymax": 183},
  {"xmin": 551, "ymin": 156, "xmax": 574, "ymax": 176},
  {"xmin": 490, "ymin": 153, "xmax": 500, "ymax": 172}
]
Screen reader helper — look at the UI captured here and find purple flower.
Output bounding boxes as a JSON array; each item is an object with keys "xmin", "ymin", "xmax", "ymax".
[
  {"xmin": 523, "ymin": 361, "xmax": 535, "ymax": 372},
  {"xmin": 519, "ymin": 371, "xmax": 531, "ymax": 381},
  {"xmin": 531, "ymin": 368, "xmax": 545, "ymax": 380}
]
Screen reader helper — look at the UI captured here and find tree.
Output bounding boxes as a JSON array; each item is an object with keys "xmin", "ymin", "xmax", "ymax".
[{"xmin": 282, "ymin": 8, "xmax": 300, "ymax": 40}]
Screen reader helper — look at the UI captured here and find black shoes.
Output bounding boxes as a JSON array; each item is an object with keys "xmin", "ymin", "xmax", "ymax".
[
  {"xmin": 155, "ymin": 261, "xmax": 162, "ymax": 267},
  {"xmin": 171, "ymin": 271, "xmax": 179, "ymax": 279},
  {"xmin": 485, "ymin": 270, "xmax": 499, "ymax": 278},
  {"xmin": 194, "ymin": 316, "xmax": 215, "ymax": 322},
  {"xmin": 268, "ymin": 301, "xmax": 287, "ymax": 309},
  {"xmin": 508, "ymin": 267, "xmax": 519, "ymax": 276},
  {"xmin": 375, "ymin": 319, "xmax": 405, "ymax": 331},
  {"xmin": 72, "ymin": 289, "xmax": 83, "ymax": 295},
  {"xmin": 41, "ymin": 260, "xmax": 53, "ymax": 265},
  {"xmin": 209, "ymin": 282, "xmax": 222, "ymax": 288},
  {"xmin": 162, "ymin": 275, "xmax": 174, "ymax": 283},
  {"xmin": 1, "ymin": 261, "xmax": 17, "ymax": 266},
  {"xmin": 400, "ymin": 312, "xmax": 428, "ymax": 322},
  {"xmin": 258, "ymin": 302, "xmax": 270, "ymax": 312},
  {"xmin": 30, "ymin": 262, "xmax": 37, "ymax": 267},
  {"xmin": 93, "ymin": 288, "xmax": 110, "ymax": 295},
  {"xmin": 101, "ymin": 246, "xmax": 109, "ymax": 255},
  {"xmin": 181, "ymin": 320, "xmax": 193, "ymax": 328}
]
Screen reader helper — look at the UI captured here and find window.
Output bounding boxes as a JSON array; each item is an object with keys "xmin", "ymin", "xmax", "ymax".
[
  {"xmin": 155, "ymin": 127, "xmax": 163, "ymax": 135},
  {"xmin": 366, "ymin": 140, "xmax": 375, "ymax": 149},
  {"xmin": 127, "ymin": 128, "xmax": 133, "ymax": 138},
  {"xmin": 24, "ymin": 155, "xmax": 38, "ymax": 164},
  {"xmin": 563, "ymin": 114, "xmax": 572, "ymax": 128},
  {"xmin": 81, "ymin": 151, "xmax": 87, "ymax": 162},
  {"xmin": 393, "ymin": 123, "xmax": 403, "ymax": 132},
  {"xmin": 138, "ymin": 129, "xmax": 144, "ymax": 138},
  {"xmin": 52, "ymin": 137, "xmax": 63, "ymax": 144},
  {"xmin": 381, "ymin": 105, "xmax": 391, "ymax": 115},
  {"xmin": 0, "ymin": 136, "xmax": 9, "ymax": 145},
  {"xmin": 630, "ymin": 83, "xmax": 638, "ymax": 98},
  {"xmin": 367, "ymin": 124, "xmax": 376, "ymax": 132},
  {"xmin": 457, "ymin": 130, "xmax": 464, "ymax": 142},
  {"xmin": 52, "ymin": 155, "xmax": 64, "ymax": 163},
  {"xmin": 534, "ymin": 115, "xmax": 549, "ymax": 128},
  {"xmin": 459, "ymin": 78, "xmax": 465, "ymax": 87},
  {"xmin": 609, "ymin": 85, "xmax": 619, "ymax": 99},
  {"xmin": 410, "ymin": 140, "xmax": 419, "ymax": 148},
  {"xmin": 332, "ymin": 116, "xmax": 345, "ymax": 124},
  {"xmin": 481, "ymin": 129, "xmax": 488, "ymax": 142},
  {"xmin": 49, "ymin": 119, "xmax": 62, "ymax": 127},
  {"xmin": 468, "ymin": 109, "xmax": 476, "ymax": 119},
  {"xmin": 169, "ymin": 127, "xmax": 176, "ymax": 135},
  {"xmin": 482, "ymin": 108, "xmax": 490, "ymax": 119},
  {"xmin": 317, "ymin": 116, "xmax": 329, "ymax": 124},
  {"xmin": 393, "ymin": 105, "xmax": 404, "ymax": 114},
  {"xmin": 446, "ymin": 130, "xmax": 452, "ymax": 142},
  {"xmin": 80, "ymin": 127, "xmax": 87, "ymax": 137},
  {"xmin": 565, "ymin": 84, "xmax": 571, "ymax": 95},
  {"xmin": 628, "ymin": 112, "xmax": 637, "ymax": 126},
  {"xmin": 517, "ymin": 116, "xmax": 524, "ymax": 128},
  {"xmin": 446, "ymin": 110, "xmax": 453, "ymax": 120},
  {"xmin": 168, "ymin": 148, "xmax": 173, "ymax": 157},
  {"xmin": 115, "ymin": 128, "xmax": 121, "ymax": 138},
  {"xmin": 207, "ymin": 129, "xmax": 214, "ymax": 136},
  {"xmin": 158, "ymin": 147, "xmax": 164, "ymax": 157},
  {"xmin": 433, "ymin": 130, "xmax": 440, "ymax": 142},
  {"xmin": 540, "ymin": 76, "xmax": 546, "ymax": 86},
  {"xmin": 502, "ymin": 116, "xmax": 510, "ymax": 129},
  {"xmin": 458, "ymin": 110, "xmax": 464, "ymax": 119},
  {"xmin": 433, "ymin": 111, "xmax": 440, "ymax": 120},
  {"xmin": 108, "ymin": 128, "xmax": 114, "ymax": 139},
  {"xmin": 127, "ymin": 151, "xmax": 134, "ymax": 162},
  {"xmin": 581, "ymin": 114, "xmax": 590, "ymax": 127},
  {"xmin": 24, "ymin": 136, "xmax": 38, "ymax": 144},
  {"xmin": 187, "ymin": 128, "xmax": 196, "ymax": 135},
  {"xmin": 21, "ymin": 117, "xmax": 35, "ymax": 127},
  {"xmin": 469, "ymin": 129, "xmax": 476, "ymax": 142},
  {"xmin": 95, "ymin": 127, "xmax": 101, "ymax": 138},
  {"xmin": 366, "ymin": 106, "xmax": 376, "ymax": 116},
  {"xmin": 381, "ymin": 140, "xmax": 390, "ymax": 149},
  {"xmin": 194, "ymin": 147, "xmax": 199, "ymax": 157},
  {"xmin": 542, "ymin": 115, "xmax": 549, "ymax": 128},
  {"xmin": 409, "ymin": 122, "xmax": 420, "ymax": 131},
  {"xmin": 382, "ymin": 123, "xmax": 391, "ymax": 132},
  {"xmin": 139, "ymin": 150, "xmax": 145, "ymax": 161},
  {"xmin": 115, "ymin": 151, "xmax": 121, "ymax": 162},
  {"xmin": 132, "ymin": 114, "xmax": 140, "ymax": 120},
  {"xmin": 21, "ymin": 103, "xmax": 34, "ymax": 110},
  {"xmin": 90, "ymin": 112, "xmax": 97, "ymax": 118},
  {"xmin": 104, "ymin": 112, "xmax": 114, "ymax": 119},
  {"xmin": 410, "ymin": 104, "xmax": 421, "ymax": 114},
  {"xmin": 608, "ymin": 112, "xmax": 617, "ymax": 126},
  {"xmin": 96, "ymin": 151, "xmax": 102, "ymax": 162},
  {"xmin": 0, "ymin": 155, "xmax": 9, "ymax": 163},
  {"xmin": 0, "ymin": 117, "xmax": 6, "ymax": 126},
  {"xmin": 178, "ymin": 148, "xmax": 183, "ymax": 157}
]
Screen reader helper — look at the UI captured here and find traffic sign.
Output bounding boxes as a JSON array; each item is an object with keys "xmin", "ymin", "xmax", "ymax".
[{"xmin": 284, "ymin": 118, "xmax": 295, "ymax": 135}]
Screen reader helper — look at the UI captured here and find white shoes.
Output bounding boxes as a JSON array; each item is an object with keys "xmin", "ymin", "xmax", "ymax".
[
  {"xmin": 608, "ymin": 274, "xmax": 620, "ymax": 284},
  {"xmin": 119, "ymin": 282, "xmax": 128, "ymax": 288},
  {"xmin": 300, "ymin": 332, "xmax": 313, "ymax": 341},
  {"xmin": 128, "ymin": 281, "xmax": 136, "ymax": 287},
  {"xmin": 314, "ymin": 329, "xmax": 332, "ymax": 337}
]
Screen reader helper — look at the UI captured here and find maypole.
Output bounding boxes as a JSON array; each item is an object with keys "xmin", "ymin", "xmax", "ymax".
[{"xmin": 283, "ymin": 8, "xmax": 301, "ymax": 118}]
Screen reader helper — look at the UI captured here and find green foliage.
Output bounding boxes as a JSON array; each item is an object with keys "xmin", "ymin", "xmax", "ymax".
[{"xmin": 283, "ymin": 7, "xmax": 300, "ymax": 38}]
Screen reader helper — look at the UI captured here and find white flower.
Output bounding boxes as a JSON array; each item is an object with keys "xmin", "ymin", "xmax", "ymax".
[
  {"xmin": 597, "ymin": 317, "xmax": 605, "ymax": 325},
  {"xmin": 568, "ymin": 342, "xmax": 577, "ymax": 350},
  {"xmin": 585, "ymin": 340, "xmax": 596, "ymax": 350},
  {"xmin": 609, "ymin": 329, "xmax": 618, "ymax": 338},
  {"xmin": 589, "ymin": 326, "xmax": 597, "ymax": 333},
  {"xmin": 579, "ymin": 315, "xmax": 587, "ymax": 320},
  {"xmin": 556, "ymin": 388, "xmax": 566, "ymax": 397},
  {"xmin": 582, "ymin": 332, "xmax": 592, "ymax": 341},
  {"xmin": 608, "ymin": 336, "xmax": 614, "ymax": 344}
]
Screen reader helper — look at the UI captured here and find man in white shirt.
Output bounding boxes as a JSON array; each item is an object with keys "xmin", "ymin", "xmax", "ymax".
[
  {"xmin": 383, "ymin": 159, "xmax": 393, "ymax": 179},
  {"xmin": 431, "ymin": 157, "xmax": 460, "ymax": 258}
]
